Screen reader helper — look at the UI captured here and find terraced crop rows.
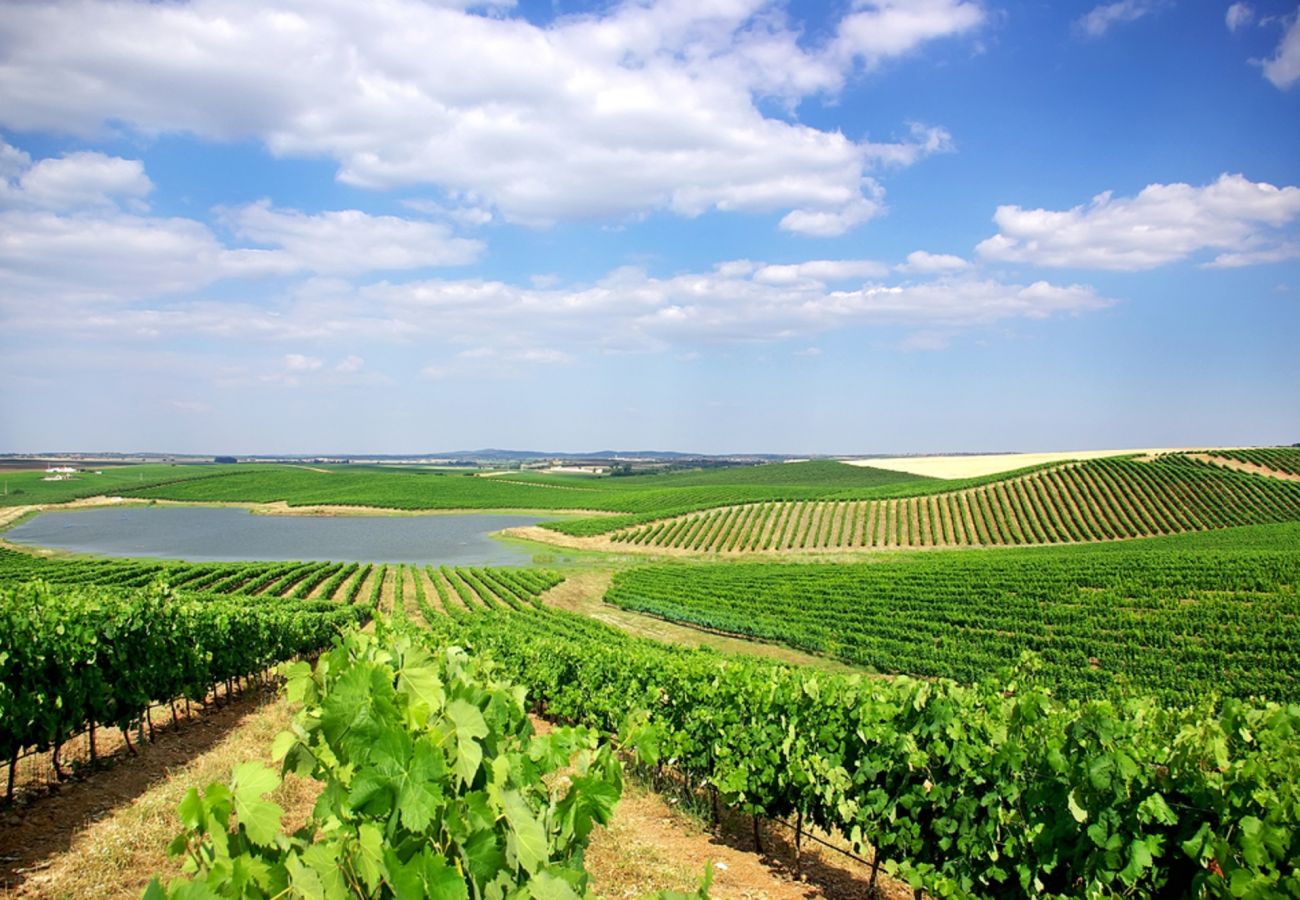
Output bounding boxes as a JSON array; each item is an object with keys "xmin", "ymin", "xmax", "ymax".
[
  {"xmin": 611, "ymin": 456, "xmax": 1300, "ymax": 551},
  {"xmin": 605, "ymin": 549, "xmax": 1300, "ymax": 702},
  {"xmin": 1208, "ymin": 447, "xmax": 1300, "ymax": 477}
]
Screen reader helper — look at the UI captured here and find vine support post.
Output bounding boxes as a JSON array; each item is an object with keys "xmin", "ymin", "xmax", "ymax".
[
  {"xmin": 5, "ymin": 751, "xmax": 16, "ymax": 804},
  {"xmin": 88, "ymin": 722, "xmax": 97, "ymax": 762},
  {"xmin": 145, "ymin": 707, "xmax": 155, "ymax": 742},
  {"xmin": 170, "ymin": 698, "xmax": 179, "ymax": 729},
  {"xmin": 752, "ymin": 813, "xmax": 763, "ymax": 854},
  {"xmin": 868, "ymin": 851, "xmax": 881, "ymax": 899},
  {"xmin": 794, "ymin": 809, "xmax": 803, "ymax": 878}
]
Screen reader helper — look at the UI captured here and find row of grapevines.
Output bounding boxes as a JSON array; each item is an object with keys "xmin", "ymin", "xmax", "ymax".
[
  {"xmin": 1206, "ymin": 448, "xmax": 1300, "ymax": 477},
  {"xmin": 0, "ymin": 580, "xmax": 368, "ymax": 777},
  {"xmin": 603, "ymin": 550, "xmax": 1300, "ymax": 703},
  {"xmin": 417, "ymin": 600, "xmax": 1300, "ymax": 898},
  {"xmin": 612, "ymin": 457, "xmax": 1300, "ymax": 552}
]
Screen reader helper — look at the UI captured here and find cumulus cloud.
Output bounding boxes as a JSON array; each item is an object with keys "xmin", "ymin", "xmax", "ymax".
[
  {"xmin": 1226, "ymin": 3, "xmax": 1255, "ymax": 31},
  {"xmin": 0, "ymin": 0, "xmax": 985, "ymax": 235},
  {"xmin": 0, "ymin": 142, "xmax": 153, "ymax": 210},
  {"xmin": 223, "ymin": 201, "xmax": 484, "ymax": 274},
  {"xmin": 752, "ymin": 259, "xmax": 890, "ymax": 285},
  {"xmin": 283, "ymin": 353, "xmax": 323, "ymax": 372},
  {"xmin": 0, "ymin": 148, "xmax": 487, "ymax": 306},
  {"xmin": 779, "ymin": 194, "xmax": 885, "ymax": 236},
  {"xmin": 0, "ymin": 208, "xmax": 281, "ymax": 304},
  {"xmin": 897, "ymin": 250, "xmax": 970, "ymax": 273},
  {"xmin": 832, "ymin": 1, "xmax": 985, "ymax": 66},
  {"xmin": 1262, "ymin": 12, "xmax": 1300, "ymax": 89},
  {"xmin": 976, "ymin": 174, "xmax": 1300, "ymax": 270},
  {"xmin": 1075, "ymin": 0, "xmax": 1163, "ymax": 37}
]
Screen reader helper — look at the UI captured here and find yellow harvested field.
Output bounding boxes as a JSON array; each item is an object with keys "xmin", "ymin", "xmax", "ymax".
[{"xmin": 843, "ymin": 448, "xmax": 1217, "ymax": 479}]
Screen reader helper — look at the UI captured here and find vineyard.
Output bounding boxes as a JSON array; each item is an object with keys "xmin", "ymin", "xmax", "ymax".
[
  {"xmin": 603, "ymin": 545, "xmax": 1300, "ymax": 702},
  {"xmin": 1207, "ymin": 447, "xmax": 1300, "ymax": 477},
  {"xmin": 0, "ymin": 550, "xmax": 561, "ymax": 803},
  {"xmin": 609, "ymin": 456, "xmax": 1300, "ymax": 552},
  {"xmin": 400, "ymin": 583, "xmax": 1300, "ymax": 898}
]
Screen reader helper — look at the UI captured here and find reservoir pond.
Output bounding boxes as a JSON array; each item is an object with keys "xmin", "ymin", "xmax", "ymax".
[{"xmin": 4, "ymin": 506, "xmax": 550, "ymax": 565}]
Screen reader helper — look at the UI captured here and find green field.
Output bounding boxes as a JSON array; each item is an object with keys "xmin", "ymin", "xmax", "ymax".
[
  {"xmin": 603, "ymin": 524, "xmax": 1300, "ymax": 702},
  {"xmin": 0, "ymin": 463, "xmax": 231, "ymax": 507}
]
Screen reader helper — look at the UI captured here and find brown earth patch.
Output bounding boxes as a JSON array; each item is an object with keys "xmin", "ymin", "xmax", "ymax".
[
  {"xmin": 0, "ymin": 690, "xmax": 312, "ymax": 900},
  {"xmin": 1190, "ymin": 453, "xmax": 1300, "ymax": 483}
]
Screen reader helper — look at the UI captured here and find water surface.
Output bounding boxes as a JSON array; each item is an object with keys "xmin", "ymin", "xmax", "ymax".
[{"xmin": 5, "ymin": 506, "xmax": 548, "ymax": 564}]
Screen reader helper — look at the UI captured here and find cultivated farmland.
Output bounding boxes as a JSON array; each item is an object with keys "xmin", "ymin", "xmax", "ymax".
[{"xmin": 610, "ymin": 455, "xmax": 1300, "ymax": 552}]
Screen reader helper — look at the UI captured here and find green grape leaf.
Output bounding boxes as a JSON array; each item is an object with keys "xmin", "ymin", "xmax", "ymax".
[
  {"xmin": 230, "ymin": 762, "xmax": 284, "ymax": 848},
  {"xmin": 503, "ymin": 790, "xmax": 548, "ymax": 875}
]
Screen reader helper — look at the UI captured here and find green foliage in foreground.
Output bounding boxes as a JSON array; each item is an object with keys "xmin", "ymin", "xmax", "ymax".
[
  {"xmin": 421, "ymin": 603, "xmax": 1300, "ymax": 898},
  {"xmin": 146, "ymin": 624, "xmax": 709, "ymax": 900},
  {"xmin": 605, "ymin": 545, "xmax": 1300, "ymax": 702}
]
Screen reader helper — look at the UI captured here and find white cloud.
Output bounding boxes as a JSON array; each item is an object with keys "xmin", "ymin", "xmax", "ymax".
[
  {"xmin": 284, "ymin": 353, "xmax": 323, "ymax": 372},
  {"xmin": 861, "ymin": 123, "xmax": 954, "ymax": 167},
  {"xmin": 1226, "ymin": 3, "xmax": 1256, "ymax": 32},
  {"xmin": 223, "ymin": 200, "xmax": 484, "ymax": 274},
  {"xmin": 0, "ymin": 208, "xmax": 278, "ymax": 304},
  {"xmin": 779, "ymin": 194, "xmax": 884, "ymax": 236},
  {"xmin": 0, "ymin": 151, "xmax": 486, "ymax": 307},
  {"xmin": 1, "ymin": 141, "xmax": 153, "ymax": 210},
  {"xmin": 0, "ymin": 0, "xmax": 984, "ymax": 235},
  {"xmin": 335, "ymin": 355, "xmax": 365, "ymax": 373},
  {"xmin": 976, "ymin": 174, "xmax": 1300, "ymax": 270},
  {"xmin": 0, "ymin": 143, "xmax": 30, "ymax": 182},
  {"xmin": 832, "ymin": 1, "xmax": 985, "ymax": 66},
  {"xmin": 897, "ymin": 250, "xmax": 970, "ymax": 273},
  {"xmin": 1075, "ymin": 1, "xmax": 1163, "ymax": 38},
  {"xmin": 752, "ymin": 259, "xmax": 889, "ymax": 285},
  {"xmin": 358, "ymin": 264, "xmax": 1109, "ymax": 351},
  {"xmin": 6, "ymin": 254, "xmax": 1111, "ymax": 357},
  {"xmin": 1262, "ymin": 12, "xmax": 1300, "ymax": 89},
  {"xmin": 1203, "ymin": 242, "xmax": 1300, "ymax": 268}
]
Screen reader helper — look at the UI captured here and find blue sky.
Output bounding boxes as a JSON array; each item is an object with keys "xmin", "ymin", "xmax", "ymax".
[{"xmin": 1, "ymin": 0, "xmax": 1297, "ymax": 455}]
